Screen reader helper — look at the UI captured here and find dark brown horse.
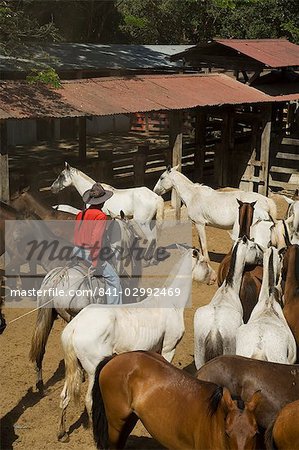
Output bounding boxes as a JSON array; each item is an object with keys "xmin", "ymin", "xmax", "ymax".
[
  {"xmin": 218, "ymin": 201, "xmax": 263, "ymax": 323},
  {"xmin": 11, "ymin": 187, "xmax": 75, "ymax": 228},
  {"xmin": 197, "ymin": 355, "xmax": 299, "ymax": 431},
  {"xmin": 282, "ymin": 244, "xmax": 299, "ymax": 357},
  {"xmin": 91, "ymin": 351, "xmax": 261, "ymax": 450},
  {"xmin": 265, "ymin": 399, "xmax": 299, "ymax": 450}
]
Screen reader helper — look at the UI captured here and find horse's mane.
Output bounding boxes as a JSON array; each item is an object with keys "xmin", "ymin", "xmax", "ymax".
[
  {"xmin": 268, "ymin": 248, "xmax": 275, "ymax": 295},
  {"xmin": 226, "ymin": 242, "xmax": 239, "ymax": 287},
  {"xmin": 208, "ymin": 385, "xmax": 223, "ymax": 416}
]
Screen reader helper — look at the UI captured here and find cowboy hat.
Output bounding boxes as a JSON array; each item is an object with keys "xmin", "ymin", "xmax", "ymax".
[{"xmin": 82, "ymin": 182, "xmax": 113, "ymax": 205}]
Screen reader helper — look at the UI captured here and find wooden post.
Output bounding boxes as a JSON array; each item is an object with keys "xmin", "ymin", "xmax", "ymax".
[
  {"xmin": 259, "ymin": 104, "xmax": 272, "ymax": 196},
  {"xmin": 0, "ymin": 121, "xmax": 9, "ymax": 203},
  {"xmin": 134, "ymin": 144, "xmax": 148, "ymax": 187},
  {"xmin": 194, "ymin": 108, "xmax": 206, "ymax": 182},
  {"xmin": 98, "ymin": 149, "xmax": 113, "ymax": 183},
  {"xmin": 78, "ymin": 117, "xmax": 87, "ymax": 161},
  {"xmin": 220, "ymin": 109, "xmax": 234, "ymax": 187},
  {"xmin": 169, "ymin": 110, "xmax": 183, "ymax": 220}
]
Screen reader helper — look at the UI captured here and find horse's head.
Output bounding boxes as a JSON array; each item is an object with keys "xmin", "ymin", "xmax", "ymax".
[
  {"xmin": 237, "ymin": 236, "xmax": 264, "ymax": 266},
  {"xmin": 153, "ymin": 165, "xmax": 179, "ymax": 196},
  {"xmin": 192, "ymin": 247, "xmax": 216, "ymax": 284},
  {"xmin": 51, "ymin": 162, "xmax": 74, "ymax": 194},
  {"xmin": 237, "ymin": 200, "xmax": 256, "ymax": 239},
  {"xmin": 222, "ymin": 389, "xmax": 261, "ymax": 450}
]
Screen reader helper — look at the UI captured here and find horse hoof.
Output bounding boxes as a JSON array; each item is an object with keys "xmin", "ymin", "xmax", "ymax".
[{"xmin": 58, "ymin": 432, "xmax": 69, "ymax": 443}]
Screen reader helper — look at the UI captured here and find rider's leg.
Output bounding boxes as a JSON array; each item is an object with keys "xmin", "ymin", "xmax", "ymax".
[{"xmin": 98, "ymin": 261, "xmax": 122, "ymax": 305}]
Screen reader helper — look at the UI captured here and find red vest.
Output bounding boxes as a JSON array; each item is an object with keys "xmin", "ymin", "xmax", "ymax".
[{"xmin": 74, "ymin": 207, "xmax": 107, "ymax": 264}]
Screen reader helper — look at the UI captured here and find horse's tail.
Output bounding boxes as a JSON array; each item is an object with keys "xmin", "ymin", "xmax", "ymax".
[
  {"xmin": 92, "ymin": 356, "xmax": 114, "ymax": 449},
  {"xmin": 204, "ymin": 329, "xmax": 223, "ymax": 363},
  {"xmin": 265, "ymin": 420, "xmax": 278, "ymax": 450},
  {"xmin": 156, "ymin": 196, "xmax": 165, "ymax": 223},
  {"xmin": 29, "ymin": 302, "xmax": 55, "ymax": 365},
  {"xmin": 62, "ymin": 325, "xmax": 82, "ymax": 405}
]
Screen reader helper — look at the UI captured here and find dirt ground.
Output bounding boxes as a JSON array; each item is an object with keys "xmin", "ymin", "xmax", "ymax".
[{"xmin": 0, "ymin": 195, "xmax": 288, "ymax": 450}]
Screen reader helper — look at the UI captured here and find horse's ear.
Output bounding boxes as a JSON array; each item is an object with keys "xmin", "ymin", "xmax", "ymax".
[
  {"xmin": 285, "ymin": 214, "xmax": 294, "ymax": 225},
  {"xmin": 65, "ymin": 161, "xmax": 70, "ymax": 171},
  {"xmin": 293, "ymin": 189, "xmax": 299, "ymax": 200},
  {"xmin": 250, "ymin": 201, "xmax": 257, "ymax": 207},
  {"xmin": 237, "ymin": 199, "xmax": 243, "ymax": 207},
  {"xmin": 167, "ymin": 165, "xmax": 171, "ymax": 173},
  {"xmin": 120, "ymin": 210, "xmax": 125, "ymax": 220},
  {"xmin": 246, "ymin": 390, "xmax": 262, "ymax": 412},
  {"xmin": 221, "ymin": 388, "xmax": 236, "ymax": 413},
  {"xmin": 21, "ymin": 185, "xmax": 30, "ymax": 193}
]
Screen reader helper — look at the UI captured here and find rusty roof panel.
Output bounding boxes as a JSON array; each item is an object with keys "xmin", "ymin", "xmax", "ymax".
[
  {"xmin": 216, "ymin": 39, "xmax": 299, "ymax": 68},
  {"xmin": 0, "ymin": 74, "xmax": 274, "ymax": 120}
]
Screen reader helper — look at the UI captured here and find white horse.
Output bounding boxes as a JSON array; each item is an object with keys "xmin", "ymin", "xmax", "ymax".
[
  {"xmin": 52, "ymin": 204, "xmax": 80, "ymax": 215},
  {"xmin": 249, "ymin": 217, "xmax": 293, "ymax": 250},
  {"xmin": 154, "ymin": 166, "xmax": 276, "ymax": 281},
  {"xmin": 57, "ymin": 246, "xmax": 205, "ymax": 441},
  {"xmin": 51, "ymin": 162, "xmax": 164, "ymax": 243},
  {"xmin": 283, "ymin": 193, "xmax": 299, "ymax": 244},
  {"xmin": 235, "ymin": 247, "xmax": 296, "ymax": 364},
  {"xmin": 193, "ymin": 236, "xmax": 264, "ymax": 370}
]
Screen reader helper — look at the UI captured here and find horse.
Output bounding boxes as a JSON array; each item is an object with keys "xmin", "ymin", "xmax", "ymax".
[
  {"xmin": 57, "ymin": 245, "xmax": 208, "ymax": 441},
  {"xmin": 218, "ymin": 201, "xmax": 264, "ymax": 323},
  {"xmin": 194, "ymin": 236, "xmax": 264, "ymax": 369},
  {"xmin": 29, "ymin": 213, "xmax": 143, "ymax": 394},
  {"xmin": 153, "ymin": 166, "xmax": 276, "ymax": 282},
  {"xmin": 265, "ymin": 399, "xmax": 299, "ymax": 450},
  {"xmin": 196, "ymin": 355, "xmax": 299, "ymax": 431},
  {"xmin": 91, "ymin": 351, "xmax": 261, "ymax": 450},
  {"xmin": 235, "ymin": 247, "xmax": 296, "ymax": 364},
  {"xmin": 281, "ymin": 244, "xmax": 299, "ymax": 357},
  {"xmin": 11, "ymin": 186, "xmax": 75, "ymax": 229},
  {"xmin": 50, "ymin": 162, "xmax": 164, "ymax": 246},
  {"xmin": 282, "ymin": 190, "xmax": 299, "ymax": 244},
  {"xmin": 52, "ymin": 204, "xmax": 80, "ymax": 215}
]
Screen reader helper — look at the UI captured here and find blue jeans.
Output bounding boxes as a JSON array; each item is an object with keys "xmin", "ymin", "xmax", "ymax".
[{"xmin": 72, "ymin": 246, "xmax": 122, "ymax": 305}]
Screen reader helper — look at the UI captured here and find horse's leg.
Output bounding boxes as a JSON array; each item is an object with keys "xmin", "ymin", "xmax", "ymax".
[
  {"xmin": 57, "ymin": 381, "xmax": 70, "ymax": 442},
  {"xmin": 109, "ymin": 414, "xmax": 138, "ymax": 449},
  {"xmin": 194, "ymin": 223, "xmax": 209, "ymax": 260},
  {"xmin": 194, "ymin": 223, "xmax": 217, "ymax": 283}
]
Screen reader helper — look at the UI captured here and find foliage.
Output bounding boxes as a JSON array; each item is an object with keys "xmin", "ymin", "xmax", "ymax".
[
  {"xmin": 117, "ymin": 0, "xmax": 299, "ymax": 44},
  {"xmin": 26, "ymin": 68, "xmax": 61, "ymax": 88},
  {"xmin": 0, "ymin": 0, "xmax": 60, "ymax": 56}
]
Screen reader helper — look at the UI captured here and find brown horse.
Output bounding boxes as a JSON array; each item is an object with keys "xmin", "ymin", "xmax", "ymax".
[
  {"xmin": 197, "ymin": 355, "xmax": 299, "ymax": 432},
  {"xmin": 282, "ymin": 244, "xmax": 299, "ymax": 357},
  {"xmin": 218, "ymin": 201, "xmax": 263, "ymax": 323},
  {"xmin": 91, "ymin": 351, "xmax": 261, "ymax": 450},
  {"xmin": 11, "ymin": 187, "xmax": 75, "ymax": 221},
  {"xmin": 265, "ymin": 399, "xmax": 299, "ymax": 450}
]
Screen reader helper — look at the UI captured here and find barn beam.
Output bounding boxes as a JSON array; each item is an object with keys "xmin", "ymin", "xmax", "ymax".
[
  {"xmin": 0, "ymin": 121, "xmax": 9, "ymax": 203},
  {"xmin": 169, "ymin": 110, "xmax": 183, "ymax": 220},
  {"xmin": 259, "ymin": 104, "xmax": 272, "ymax": 196}
]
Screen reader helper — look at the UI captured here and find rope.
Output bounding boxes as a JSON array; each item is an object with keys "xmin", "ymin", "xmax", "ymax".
[{"xmin": 7, "ymin": 265, "xmax": 95, "ymax": 326}]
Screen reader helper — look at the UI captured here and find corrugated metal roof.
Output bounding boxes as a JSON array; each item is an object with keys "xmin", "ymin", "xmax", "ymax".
[
  {"xmin": 171, "ymin": 39, "xmax": 299, "ymax": 69},
  {"xmin": 0, "ymin": 74, "xmax": 273, "ymax": 120},
  {"xmin": 0, "ymin": 44, "xmax": 193, "ymax": 72},
  {"xmin": 216, "ymin": 39, "xmax": 299, "ymax": 68}
]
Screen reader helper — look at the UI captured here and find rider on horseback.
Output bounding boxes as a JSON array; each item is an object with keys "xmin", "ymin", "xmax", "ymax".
[{"xmin": 73, "ymin": 182, "xmax": 122, "ymax": 304}]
